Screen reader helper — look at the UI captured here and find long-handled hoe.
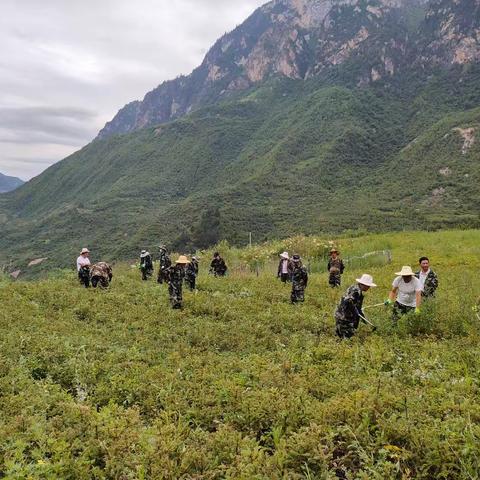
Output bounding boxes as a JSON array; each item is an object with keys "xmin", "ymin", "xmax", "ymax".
[
  {"xmin": 363, "ymin": 303, "xmax": 386, "ymax": 311},
  {"xmin": 354, "ymin": 307, "xmax": 378, "ymax": 332},
  {"xmin": 358, "ymin": 313, "xmax": 378, "ymax": 332}
]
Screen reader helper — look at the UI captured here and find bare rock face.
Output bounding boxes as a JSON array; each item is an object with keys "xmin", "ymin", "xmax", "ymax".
[
  {"xmin": 97, "ymin": 0, "xmax": 480, "ymax": 139},
  {"xmin": 422, "ymin": 0, "xmax": 480, "ymax": 66},
  {"xmin": 453, "ymin": 126, "xmax": 476, "ymax": 154}
]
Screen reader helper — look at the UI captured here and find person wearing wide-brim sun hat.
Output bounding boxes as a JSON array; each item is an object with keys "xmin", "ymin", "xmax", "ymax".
[
  {"xmin": 166, "ymin": 255, "xmax": 189, "ymax": 309},
  {"xmin": 385, "ymin": 266, "xmax": 423, "ymax": 321},
  {"xmin": 277, "ymin": 252, "xmax": 291, "ymax": 283},
  {"xmin": 139, "ymin": 249, "xmax": 154, "ymax": 281},
  {"xmin": 335, "ymin": 274, "xmax": 377, "ymax": 339},
  {"xmin": 76, "ymin": 248, "xmax": 91, "ymax": 288},
  {"xmin": 327, "ymin": 248, "xmax": 345, "ymax": 288}
]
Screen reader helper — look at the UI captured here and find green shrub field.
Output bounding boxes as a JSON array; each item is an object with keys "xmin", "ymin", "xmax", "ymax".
[{"xmin": 1, "ymin": 230, "xmax": 480, "ymax": 479}]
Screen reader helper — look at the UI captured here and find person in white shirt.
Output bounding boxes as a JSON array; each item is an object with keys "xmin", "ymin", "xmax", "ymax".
[
  {"xmin": 385, "ymin": 266, "xmax": 422, "ymax": 320},
  {"xmin": 76, "ymin": 248, "xmax": 91, "ymax": 288},
  {"xmin": 277, "ymin": 252, "xmax": 291, "ymax": 283}
]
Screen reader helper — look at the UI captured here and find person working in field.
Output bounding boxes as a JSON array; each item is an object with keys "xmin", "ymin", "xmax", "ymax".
[
  {"xmin": 185, "ymin": 256, "xmax": 199, "ymax": 291},
  {"xmin": 290, "ymin": 254, "xmax": 308, "ymax": 304},
  {"xmin": 335, "ymin": 274, "xmax": 377, "ymax": 339},
  {"xmin": 415, "ymin": 256, "xmax": 438, "ymax": 298},
  {"xmin": 76, "ymin": 248, "xmax": 91, "ymax": 288},
  {"xmin": 385, "ymin": 266, "xmax": 422, "ymax": 320},
  {"xmin": 277, "ymin": 252, "xmax": 291, "ymax": 283},
  {"xmin": 157, "ymin": 245, "xmax": 172, "ymax": 284},
  {"xmin": 327, "ymin": 248, "xmax": 345, "ymax": 288},
  {"xmin": 210, "ymin": 252, "xmax": 228, "ymax": 277},
  {"xmin": 90, "ymin": 262, "xmax": 113, "ymax": 288},
  {"xmin": 166, "ymin": 255, "xmax": 189, "ymax": 308},
  {"xmin": 139, "ymin": 249, "xmax": 154, "ymax": 281}
]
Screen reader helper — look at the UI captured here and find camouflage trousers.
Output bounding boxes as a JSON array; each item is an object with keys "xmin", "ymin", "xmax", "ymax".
[
  {"xmin": 392, "ymin": 302, "xmax": 414, "ymax": 322},
  {"xmin": 291, "ymin": 286, "xmax": 305, "ymax": 304},
  {"xmin": 185, "ymin": 276, "xmax": 196, "ymax": 291},
  {"xmin": 329, "ymin": 272, "xmax": 342, "ymax": 288},
  {"xmin": 91, "ymin": 276, "xmax": 109, "ymax": 289},
  {"xmin": 157, "ymin": 268, "xmax": 169, "ymax": 284},
  {"xmin": 141, "ymin": 266, "xmax": 153, "ymax": 281},
  {"xmin": 169, "ymin": 283, "xmax": 183, "ymax": 309},
  {"xmin": 335, "ymin": 314, "xmax": 357, "ymax": 339}
]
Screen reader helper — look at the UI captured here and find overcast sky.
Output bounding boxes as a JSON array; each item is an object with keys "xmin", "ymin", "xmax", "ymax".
[{"xmin": 0, "ymin": 0, "xmax": 266, "ymax": 180}]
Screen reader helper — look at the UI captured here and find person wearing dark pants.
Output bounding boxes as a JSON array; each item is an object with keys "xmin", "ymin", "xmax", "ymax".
[
  {"xmin": 385, "ymin": 266, "xmax": 422, "ymax": 321},
  {"xmin": 290, "ymin": 255, "xmax": 308, "ymax": 304},
  {"xmin": 76, "ymin": 248, "xmax": 91, "ymax": 288},
  {"xmin": 277, "ymin": 252, "xmax": 291, "ymax": 283}
]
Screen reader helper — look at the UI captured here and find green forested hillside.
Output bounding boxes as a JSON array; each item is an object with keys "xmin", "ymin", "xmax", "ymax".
[
  {"xmin": 1, "ymin": 230, "xmax": 480, "ymax": 478},
  {"xmin": 1, "ymin": 66, "xmax": 479, "ymax": 271}
]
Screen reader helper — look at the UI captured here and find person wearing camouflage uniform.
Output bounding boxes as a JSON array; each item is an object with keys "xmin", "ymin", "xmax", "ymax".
[
  {"xmin": 415, "ymin": 257, "xmax": 438, "ymax": 298},
  {"xmin": 157, "ymin": 245, "xmax": 172, "ymax": 284},
  {"xmin": 185, "ymin": 256, "xmax": 199, "ymax": 291},
  {"xmin": 140, "ymin": 250, "xmax": 154, "ymax": 281},
  {"xmin": 210, "ymin": 252, "xmax": 227, "ymax": 277},
  {"xmin": 327, "ymin": 248, "xmax": 345, "ymax": 288},
  {"xmin": 335, "ymin": 274, "xmax": 377, "ymax": 339},
  {"xmin": 90, "ymin": 262, "xmax": 113, "ymax": 288},
  {"xmin": 290, "ymin": 255, "xmax": 308, "ymax": 304},
  {"xmin": 166, "ymin": 256, "xmax": 188, "ymax": 309}
]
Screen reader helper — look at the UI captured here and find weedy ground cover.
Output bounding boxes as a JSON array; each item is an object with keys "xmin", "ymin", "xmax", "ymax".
[{"xmin": 1, "ymin": 230, "xmax": 479, "ymax": 479}]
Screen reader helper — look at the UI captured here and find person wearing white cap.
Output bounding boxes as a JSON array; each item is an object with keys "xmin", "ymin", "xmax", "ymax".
[
  {"xmin": 385, "ymin": 266, "xmax": 422, "ymax": 320},
  {"xmin": 76, "ymin": 248, "xmax": 91, "ymax": 288},
  {"xmin": 139, "ymin": 249, "xmax": 154, "ymax": 281},
  {"xmin": 335, "ymin": 274, "xmax": 377, "ymax": 338},
  {"xmin": 277, "ymin": 252, "xmax": 291, "ymax": 283}
]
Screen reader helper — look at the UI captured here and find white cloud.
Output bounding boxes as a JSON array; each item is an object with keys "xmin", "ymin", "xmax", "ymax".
[{"xmin": 0, "ymin": 0, "xmax": 266, "ymax": 180}]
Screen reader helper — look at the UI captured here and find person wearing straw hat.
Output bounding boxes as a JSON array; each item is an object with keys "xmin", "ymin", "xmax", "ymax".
[
  {"xmin": 385, "ymin": 266, "xmax": 423, "ymax": 320},
  {"xmin": 139, "ymin": 249, "xmax": 154, "ymax": 281},
  {"xmin": 166, "ymin": 255, "xmax": 189, "ymax": 309},
  {"xmin": 76, "ymin": 248, "xmax": 91, "ymax": 288},
  {"xmin": 327, "ymin": 248, "xmax": 345, "ymax": 288},
  {"xmin": 335, "ymin": 274, "xmax": 377, "ymax": 339},
  {"xmin": 277, "ymin": 252, "xmax": 291, "ymax": 283}
]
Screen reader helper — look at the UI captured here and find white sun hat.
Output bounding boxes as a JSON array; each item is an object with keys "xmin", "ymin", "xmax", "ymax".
[
  {"xmin": 395, "ymin": 266, "xmax": 415, "ymax": 276},
  {"xmin": 81, "ymin": 248, "xmax": 90, "ymax": 254},
  {"xmin": 280, "ymin": 252, "xmax": 289, "ymax": 259},
  {"xmin": 356, "ymin": 274, "xmax": 377, "ymax": 287}
]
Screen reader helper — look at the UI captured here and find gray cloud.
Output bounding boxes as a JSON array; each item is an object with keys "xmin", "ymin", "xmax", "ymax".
[
  {"xmin": 0, "ymin": 0, "xmax": 266, "ymax": 180},
  {"xmin": 0, "ymin": 106, "xmax": 98, "ymax": 145}
]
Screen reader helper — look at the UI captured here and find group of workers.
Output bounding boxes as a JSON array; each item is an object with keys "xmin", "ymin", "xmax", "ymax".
[
  {"xmin": 280, "ymin": 249, "xmax": 438, "ymax": 338},
  {"xmin": 76, "ymin": 245, "xmax": 438, "ymax": 339}
]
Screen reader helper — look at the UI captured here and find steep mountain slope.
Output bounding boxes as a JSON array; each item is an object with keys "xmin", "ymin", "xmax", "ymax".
[
  {"xmin": 0, "ymin": 173, "xmax": 24, "ymax": 193},
  {"xmin": 1, "ymin": 66, "xmax": 479, "ymax": 270},
  {"xmin": 0, "ymin": 0, "xmax": 479, "ymax": 271},
  {"xmin": 98, "ymin": 0, "xmax": 427, "ymax": 139},
  {"xmin": 98, "ymin": 0, "xmax": 480, "ymax": 140}
]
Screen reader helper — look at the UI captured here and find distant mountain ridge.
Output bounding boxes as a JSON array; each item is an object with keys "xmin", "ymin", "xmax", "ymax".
[
  {"xmin": 0, "ymin": 172, "xmax": 24, "ymax": 193},
  {"xmin": 98, "ymin": 0, "xmax": 480, "ymax": 139}
]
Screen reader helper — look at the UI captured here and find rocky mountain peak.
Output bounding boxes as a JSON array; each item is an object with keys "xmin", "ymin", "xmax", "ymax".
[{"xmin": 97, "ymin": 0, "xmax": 479, "ymax": 140}]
